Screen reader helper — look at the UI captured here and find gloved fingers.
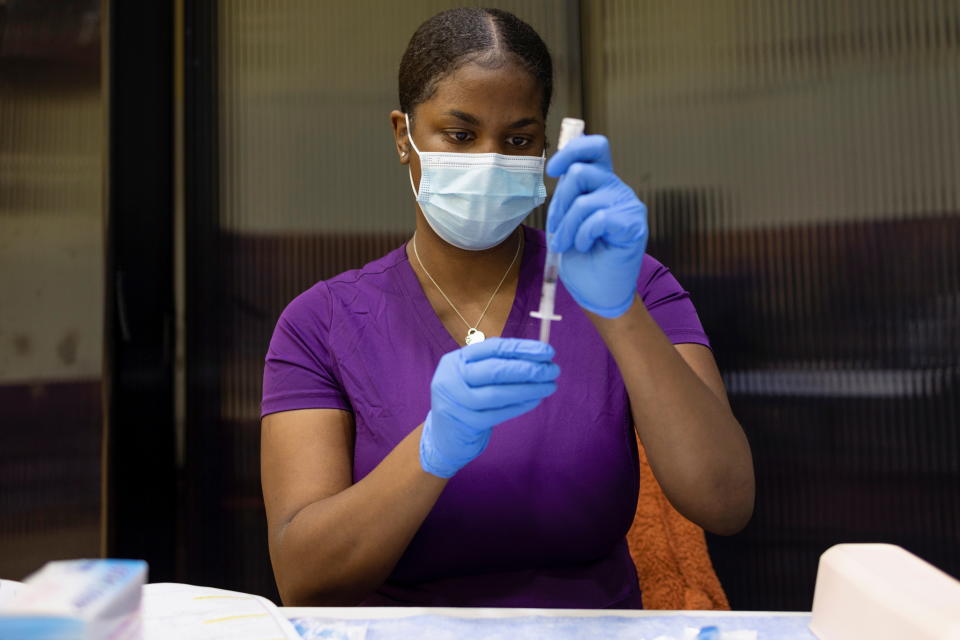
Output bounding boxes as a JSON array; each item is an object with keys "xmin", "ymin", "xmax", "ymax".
[
  {"xmin": 546, "ymin": 134, "xmax": 613, "ymax": 178},
  {"xmin": 461, "ymin": 337, "xmax": 555, "ymax": 363},
  {"xmin": 475, "ymin": 398, "xmax": 543, "ymax": 425},
  {"xmin": 571, "ymin": 208, "xmax": 610, "ymax": 253},
  {"xmin": 552, "ymin": 191, "xmax": 612, "ymax": 254},
  {"xmin": 460, "ymin": 381, "xmax": 557, "ymax": 411},
  {"xmin": 598, "ymin": 206, "xmax": 648, "ymax": 249},
  {"xmin": 570, "ymin": 206, "xmax": 645, "ymax": 251},
  {"xmin": 547, "ymin": 163, "xmax": 612, "ymax": 237},
  {"xmin": 462, "ymin": 358, "xmax": 560, "ymax": 387}
]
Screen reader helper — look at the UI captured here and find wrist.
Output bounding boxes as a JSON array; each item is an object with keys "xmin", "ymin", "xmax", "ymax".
[
  {"xmin": 565, "ymin": 280, "xmax": 637, "ymax": 319},
  {"xmin": 419, "ymin": 412, "xmax": 458, "ymax": 479},
  {"xmin": 577, "ymin": 288, "xmax": 640, "ymax": 320},
  {"xmin": 586, "ymin": 294, "xmax": 647, "ymax": 336}
]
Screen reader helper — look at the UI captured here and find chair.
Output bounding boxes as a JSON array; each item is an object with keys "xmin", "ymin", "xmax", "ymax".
[{"xmin": 627, "ymin": 435, "xmax": 730, "ymax": 610}]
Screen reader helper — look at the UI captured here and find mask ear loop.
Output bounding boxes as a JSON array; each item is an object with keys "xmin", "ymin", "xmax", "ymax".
[{"xmin": 404, "ymin": 113, "xmax": 422, "ymax": 198}]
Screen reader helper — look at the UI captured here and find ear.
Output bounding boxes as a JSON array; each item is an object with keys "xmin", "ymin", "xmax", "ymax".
[{"xmin": 389, "ymin": 110, "xmax": 410, "ymax": 165}]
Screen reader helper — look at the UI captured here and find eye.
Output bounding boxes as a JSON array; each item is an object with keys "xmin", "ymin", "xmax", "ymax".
[
  {"xmin": 508, "ymin": 136, "xmax": 532, "ymax": 148},
  {"xmin": 445, "ymin": 130, "xmax": 474, "ymax": 144}
]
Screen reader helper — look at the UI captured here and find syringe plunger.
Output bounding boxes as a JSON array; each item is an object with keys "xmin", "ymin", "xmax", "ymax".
[
  {"xmin": 558, "ymin": 118, "xmax": 585, "ymax": 150},
  {"xmin": 531, "ymin": 117, "xmax": 585, "ymax": 344}
]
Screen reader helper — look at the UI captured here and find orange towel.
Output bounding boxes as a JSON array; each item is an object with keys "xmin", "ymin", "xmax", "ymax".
[{"xmin": 626, "ymin": 435, "xmax": 730, "ymax": 610}]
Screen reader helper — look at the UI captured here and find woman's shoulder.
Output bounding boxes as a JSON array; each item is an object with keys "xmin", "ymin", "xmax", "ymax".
[
  {"xmin": 637, "ymin": 252, "xmax": 680, "ymax": 289},
  {"xmin": 279, "ymin": 243, "xmax": 410, "ymax": 326},
  {"xmin": 328, "ymin": 243, "xmax": 410, "ymax": 288}
]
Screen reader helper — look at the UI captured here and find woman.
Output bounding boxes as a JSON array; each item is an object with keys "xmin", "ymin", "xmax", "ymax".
[{"xmin": 260, "ymin": 7, "xmax": 754, "ymax": 608}]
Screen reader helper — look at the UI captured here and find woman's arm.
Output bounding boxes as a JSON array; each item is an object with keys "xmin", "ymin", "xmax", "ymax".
[
  {"xmin": 261, "ymin": 338, "xmax": 558, "ymax": 605},
  {"xmin": 588, "ymin": 301, "xmax": 754, "ymax": 534},
  {"xmin": 262, "ymin": 409, "xmax": 446, "ymax": 605},
  {"xmin": 544, "ymin": 134, "xmax": 754, "ymax": 534}
]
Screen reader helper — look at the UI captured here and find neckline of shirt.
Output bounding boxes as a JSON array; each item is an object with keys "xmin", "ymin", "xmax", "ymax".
[{"xmin": 397, "ymin": 225, "xmax": 542, "ymax": 353}]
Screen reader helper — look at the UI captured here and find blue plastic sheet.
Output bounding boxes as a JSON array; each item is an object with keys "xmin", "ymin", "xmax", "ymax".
[{"xmin": 291, "ymin": 613, "xmax": 816, "ymax": 640}]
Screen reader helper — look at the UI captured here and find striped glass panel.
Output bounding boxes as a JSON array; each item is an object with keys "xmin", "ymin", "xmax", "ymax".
[
  {"xmin": 0, "ymin": 1, "xmax": 103, "ymax": 579},
  {"xmin": 586, "ymin": 0, "xmax": 960, "ymax": 610}
]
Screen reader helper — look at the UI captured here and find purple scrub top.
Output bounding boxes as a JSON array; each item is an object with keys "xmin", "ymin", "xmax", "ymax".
[{"xmin": 262, "ymin": 225, "xmax": 710, "ymax": 608}]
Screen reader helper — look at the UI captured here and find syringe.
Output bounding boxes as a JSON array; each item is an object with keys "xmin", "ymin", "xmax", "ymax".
[{"xmin": 531, "ymin": 117, "xmax": 585, "ymax": 344}]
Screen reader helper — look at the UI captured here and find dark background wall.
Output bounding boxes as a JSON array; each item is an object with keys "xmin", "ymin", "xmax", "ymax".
[
  {"xmin": 0, "ymin": 0, "xmax": 104, "ymax": 580},
  {"xmin": 1, "ymin": 0, "xmax": 957, "ymax": 612}
]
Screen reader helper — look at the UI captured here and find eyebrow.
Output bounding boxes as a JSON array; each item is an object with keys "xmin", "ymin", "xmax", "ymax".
[
  {"xmin": 505, "ymin": 117, "xmax": 541, "ymax": 129},
  {"xmin": 444, "ymin": 110, "xmax": 481, "ymax": 125},
  {"xmin": 443, "ymin": 110, "xmax": 541, "ymax": 129}
]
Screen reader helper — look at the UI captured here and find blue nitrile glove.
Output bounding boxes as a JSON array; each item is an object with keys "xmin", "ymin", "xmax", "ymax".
[
  {"xmin": 420, "ymin": 337, "xmax": 559, "ymax": 478},
  {"xmin": 546, "ymin": 135, "xmax": 648, "ymax": 318}
]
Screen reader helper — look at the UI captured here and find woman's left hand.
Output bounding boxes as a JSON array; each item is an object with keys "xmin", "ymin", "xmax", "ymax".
[{"xmin": 546, "ymin": 135, "xmax": 648, "ymax": 318}]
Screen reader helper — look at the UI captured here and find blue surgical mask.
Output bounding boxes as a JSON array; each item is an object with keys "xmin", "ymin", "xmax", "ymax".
[{"xmin": 405, "ymin": 113, "xmax": 546, "ymax": 251}]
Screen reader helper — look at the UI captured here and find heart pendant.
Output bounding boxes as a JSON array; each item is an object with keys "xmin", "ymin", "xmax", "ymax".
[{"xmin": 465, "ymin": 328, "xmax": 485, "ymax": 345}]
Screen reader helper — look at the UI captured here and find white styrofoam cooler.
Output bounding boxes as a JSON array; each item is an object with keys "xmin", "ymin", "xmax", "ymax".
[{"xmin": 810, "ymin": 543, "xmax": 960, "ymax": 640}]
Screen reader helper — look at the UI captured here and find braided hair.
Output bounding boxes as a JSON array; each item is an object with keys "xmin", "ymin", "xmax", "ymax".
[{"xmin": 398, "ymin": 8, "xmax": 553, "ymax": 127}]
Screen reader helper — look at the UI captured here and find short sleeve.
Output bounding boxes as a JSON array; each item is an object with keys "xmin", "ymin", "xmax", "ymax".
[
  {"xmin": 261, "ymin": 282, "xmax": 352, "ymax": 418},
  {"xmin": 638, "ymin": 254, "xmax": 711, "ymax": 348}
]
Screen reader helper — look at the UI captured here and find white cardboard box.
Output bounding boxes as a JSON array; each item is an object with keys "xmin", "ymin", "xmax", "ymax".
[{"xmin": 0, "ymin": 559, "xmax": 146, "ymax": 640}]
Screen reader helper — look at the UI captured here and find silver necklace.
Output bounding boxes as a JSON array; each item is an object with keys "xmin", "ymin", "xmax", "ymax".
[{"xmin": 412, "ymin": 231, "xmax": 523, "ymax": 346}]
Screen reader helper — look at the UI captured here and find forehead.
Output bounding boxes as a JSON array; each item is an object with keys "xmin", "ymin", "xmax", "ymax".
[{"xmin": 421, "ymin": 61, "xmax": 542, "ymax": 121}]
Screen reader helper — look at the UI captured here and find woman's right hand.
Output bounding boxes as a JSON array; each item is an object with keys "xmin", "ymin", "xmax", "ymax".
[{"xmin": 420, "ymin": 337, "xmax": 560, "ymax": 478}]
